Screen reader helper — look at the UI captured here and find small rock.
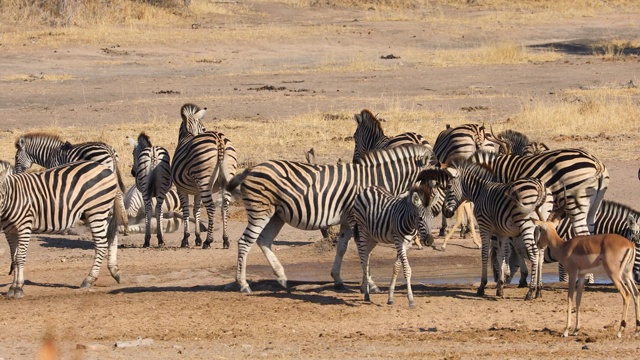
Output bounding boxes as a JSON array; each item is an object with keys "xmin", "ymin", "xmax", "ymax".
[
  {"xmin": 585, "ymin": 337, "xmax": 596, "ymax": 343},
  {"xmin": 582, "ymin": 345, "xmax": 589, "ymax": 350}
]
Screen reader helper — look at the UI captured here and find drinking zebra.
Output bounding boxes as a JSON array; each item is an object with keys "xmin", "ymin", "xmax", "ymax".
[
  {"xmin": 350, "ymin": 109, "xmax": 437, "ymax": 246},
  {"xmin": 171, "ymin": 103, "xmax": 237, "ymax": 249},
  {"xmin": 354, "ymin": 184, "xmax": 433, "ymax": 307},
  {"xmin": 422, "ymin": 158, "xmax": 553, "ymax": 300},
  {"xmin": 0, "ymin": 161, "xmax": 123, "ymax": 298},
  {"xmin": 127, "ymin": 132, "xmax": 172, "ymax": 248},
  {"xmin": 226, "ymin": 144, "xmax": 432, "ymax": 293},
  {"xmin": 14, "ymin": 132, "xmax": 129, "ymax": 234},
  {"xmin": 471, "ymin": 148, "xmax": 609, "ymax": 237}
]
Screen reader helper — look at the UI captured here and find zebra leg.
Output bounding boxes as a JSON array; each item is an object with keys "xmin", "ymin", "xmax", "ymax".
[
  {"xmin": 511, "ymin": 240, "xmax": 529, "ymax": 288},
  {"xmin": 356, "ymin": 231, "xmax": 376, "ymax": 302},
  {"xmin": 388, "ymin": 257, "xmax": 401, "ymax": 306},
  {"xmin": 236, "ymin": 214, "xmax": 281, "ymax": 293},
  {"xmin": 155, "ymin": 198, "xmax": 165, "ymax": 247},
  {"xmin": 255, "ymin": 217, "xmax": 287, "ymax": 289},
  {"xmin": 117, "ymin": 190, "xmax": 130, "ymax": 236},
  {"xmin": 331, "ymin": 223, "xmax": 354, "ymax": 290},
  {"xmin": 477, "ymin": 229, "xmax": 492, "ymax": 297},
  {"xmin": 178, "ymin": 191, "xmax": 191, "ymax": 248},
  {"xmin": 221, "ymin": 188, "xmax": 231, "ymax": 249},
  {"xmin": 107, "ymin": 232, "xmax": 121, "ymax": 284},
  {"xmin": 438, "ymin": 213, "xmax": 447, "ymax": 237},
  {"xmin": 6, "ymin": 233, "xmax": 24, "ymax": 299},
  {"xmin": 396, "ymin": 240, "xmax": 414, "ymax": 308},
  {"xmin": 521, "ymin": 232, "xmax": 540, "ymax": 301},
  {"xmin": 81, "ymin": 218, "xmax": 110, "ymax": 288},
  {"xmin": 143, "ymin": 196, "xmax": 153, "ymax": 248},
  {"xmin": 495, "ymin": 236, "xmax": 508, "ymax": 298},
  {"xmin": 193, "ymin": 194, "xmax": 204, "ymax": 247}
]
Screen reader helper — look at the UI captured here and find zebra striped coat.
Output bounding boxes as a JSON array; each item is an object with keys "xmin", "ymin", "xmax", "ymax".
[
  {"xmin": 422, "ymin": 158, "xmax": 552, "ymax": 300},
  {"xmin": 14, "ymin": 133, "xmax": 129, "ymax": 233},
  {"xmin": 171, "ymin": 103, "xmax": 237, "ymax": 249},
  {"xmin": 127, "ymin": 132, "xmax": 172, "ymax": 248},
  {"xmin": 354, "ymin": 184, "xmax": 433, "ymax": 307},
  {"xmin": 471, "ymin": 148, "xmax": 609, "ymax": 237},
  {"xmin": 226, "ymin": 144, "xmax": 432, "ymax": 293},
  {"xmin": 350, "ymin": 109, "xmax": 437, "ymax": 246},
  {"xmin": 0, "ymin": 161, "xmax": 123, "ymax": 299}
]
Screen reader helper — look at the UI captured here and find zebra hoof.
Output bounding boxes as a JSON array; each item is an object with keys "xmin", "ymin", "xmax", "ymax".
[
  {"xmin": 143, "ymin": 242, "xmax": 150, "ymax": 248},
  {"xmin": 157, "ymin": 241, "xmax": 165, "ymax": 248},
  {"xmin": 408, "ymin": 302, "xmax": 416, "ymax": 309},
  {"xmin": 223, "ymin": 238, "xmax": 230, "ymax": 249},
  {"xmin": 202, "ymin": 241, "xmax": 211, "ymax": 249},
  {"xmin": 80, "ymin": 279, "xmax": 93, "ymax": 289},
  {"xmin": 438, "ymin": 229, "xmax": 446, "ymax": 237},
  {"xmin": 334, "ymin": 283, "xmax": 347, "ymax": 291},
  {"xmin": 112, "ymin": 272, "xmax": 121, "ymax": 284},
  {"xmin": 11, "ymin": 288, "xmax": 24, "ymax": 299},
  {"xmin": 277, "ymin": 279, "xmax": 288, "ymax": 290},
  {"xmin": 476, "ymin": 288, "xmax": 485, "ymax": 297},
  {"xmin": 195, "ymin": 237, "xmax": 203, "ymax": 247},
  {"xmin": 518, "ymin": 280, "xmax": 528, "ymax": 288},
  {"xmin": 240, "ymin": 285, "xmax": 252, "ymax": 294},
  {"xmin": 369, "ymin": 286, "xmax": 382, "ymax": 294},
  {"xmin": 524, "ymin": 290, "xmax": 534, "ymax": 301},
  {"xmin": 387, "ymin": 300, "xmax": 394, "ymax": 305},
  {"xmin": 180, "ymin": 240, "xmax": 189, "ymax": 248}
]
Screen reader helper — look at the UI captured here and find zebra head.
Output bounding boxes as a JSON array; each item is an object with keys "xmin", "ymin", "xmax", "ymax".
[
  {"xmin": 14, "ymin": 137, "xmax": 34, "ymax": 174},
  {"xmin": 352, "ymin": 109, "xmax": 384, "ymax": 163},
  {"xmin": 416, "ymin": 168, "xmax": 455, "ymax": 218},
  {"xmin": 523, "ymin": 141, "xmax": 550, "ymax": 156},
  {"xmin": 179, "ymin": 103, "xmax": 207, "ymax": 139},
  {"xmin": 409, "ymin": 183, "xmax": 435, "ymax": 247}
]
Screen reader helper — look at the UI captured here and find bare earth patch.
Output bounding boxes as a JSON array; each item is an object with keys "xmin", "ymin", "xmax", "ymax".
[{"xmin": 0, "ymin": 1, "xmax": 640, "ymax": 359}]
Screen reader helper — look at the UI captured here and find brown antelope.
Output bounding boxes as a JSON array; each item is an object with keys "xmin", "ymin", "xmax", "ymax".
[{"xmin": 533, "ymin": 217, "xmax": 640, "ymax": 338}]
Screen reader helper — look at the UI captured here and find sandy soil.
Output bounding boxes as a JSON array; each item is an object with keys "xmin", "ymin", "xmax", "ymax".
[{"xmin": 1, "ymin": 2, "xmax": 640, "ymax": 359}]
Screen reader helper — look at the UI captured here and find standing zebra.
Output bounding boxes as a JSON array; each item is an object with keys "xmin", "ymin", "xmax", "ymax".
[
  {"xmin": 14, "ymin": 133, "xmax": 129, "ymax": 234},
  {"xmin": 171, "ymin": 103, "xmax": 237, "ymax": 249},
  {"xmin": 471, "ymin": 148, "xmax": 609, "ymax": 237},
  {"xmin": 351, "ymin": 108, "xmax": 437, "ymax": 246},
  {"xmin": 226, "ymin": 144, "xmax": 432, "ymax": 293},
  {"xmin": 431, "ymin": 123, "xmax": 505, "ymax": 247},
  {"xmin": 127, "ymin": 132, "xmax": 172, "ymax": 248},
  {"xmin": 354, "ymin": 184, "xmax": 433, "ymax": 307},
  {"xmin": 0, "ymin": 161, "xmax": 123, "ymax": 298},
  {"xmin": 422, "ymin": 158, "xmax": 552, "ymax": 299}
]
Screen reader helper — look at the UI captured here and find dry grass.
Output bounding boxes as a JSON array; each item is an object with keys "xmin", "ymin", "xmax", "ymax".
[{"xmin": 1, "ymin": 73, "xmax": 74, "ymax": 82}]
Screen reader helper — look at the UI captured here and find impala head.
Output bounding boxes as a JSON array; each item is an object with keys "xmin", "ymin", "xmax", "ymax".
[
  {"xmin": 532, "ymin": 216, "xmax": 563, "ymax": 249},
  {"xmin": 352, "ymin": 109, "xmax": 383, "ymax": 163}
]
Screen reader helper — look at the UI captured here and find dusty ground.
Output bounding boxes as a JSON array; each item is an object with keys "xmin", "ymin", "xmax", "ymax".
[{"xmin": 1, "ymin": 2, "xmax": 640, "ymax": 359}]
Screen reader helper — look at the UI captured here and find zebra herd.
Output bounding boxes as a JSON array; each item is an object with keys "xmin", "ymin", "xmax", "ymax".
[{"xmin": 1, "ymin": 104, "xmax": 639, "ymax": 313}]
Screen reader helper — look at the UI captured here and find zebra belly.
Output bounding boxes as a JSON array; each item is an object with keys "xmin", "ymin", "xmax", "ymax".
[{"xmin": 275, "ymin": 207, "xmax": 343, "ymax": 230}]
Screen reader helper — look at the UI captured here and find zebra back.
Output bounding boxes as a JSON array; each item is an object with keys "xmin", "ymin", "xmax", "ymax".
[
  {"xmin": 432, "ymin": 123, "xmax": 498, "ymax": 165},
  {"xmin": 228, "ymin": 144, "xmax": 432, "ymax": 230}
]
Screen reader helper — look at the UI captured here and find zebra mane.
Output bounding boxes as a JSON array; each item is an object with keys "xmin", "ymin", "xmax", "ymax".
[
  {"xmin": 448, "ymin": 156, "xmax": 496, "ymax": 182},
  {"xmin": 357, "ymin": 144, "xmax": 430, "ymax": 167},
  {"xmin": 15, "ymin": 132, "xmax": 64, "ymax": 149},
  {"xmin": 355, "ymin": 109, "xmax": 384, "ymax": 135},
  {"xmin": 181, "ymin": 103, "xmax": 202, "ymax": 121},
  {"xmin": 600, "ymin": 200, "xmax": 640, "ymax": 218},
  {"xmin": 137, "ymin": 132, "xmax": 152, "ymax": 148}
]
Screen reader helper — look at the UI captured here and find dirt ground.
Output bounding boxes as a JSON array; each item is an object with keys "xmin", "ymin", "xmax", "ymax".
[{"xmin": 1, "ymin": 2, "xmax": 640, "ymax": 359}]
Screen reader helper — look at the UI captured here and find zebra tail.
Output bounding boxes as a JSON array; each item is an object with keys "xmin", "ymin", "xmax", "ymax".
[
  {"xmin": 225, "ymin": 167, "xmax": 251, "ymax": 200},
  {"xmin": 107, "ymin": 193, "xmax": 125, "ymax": 243}
]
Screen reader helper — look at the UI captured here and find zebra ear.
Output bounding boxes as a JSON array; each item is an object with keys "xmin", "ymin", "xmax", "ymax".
[
  {"xmin": 444, "ymin": 167, "xmax": 458, "ymax": 178},
  {"xmin": 626, "ymin": 214, "xmax": 639, "ymax": 231},
  {"xmin": 539, "ymin": 142, "xmax": 550, "ymax": 151},
  {"xmin": 194, "ymin": 108, "xmax": 207, "ymax": 121},
  {"xmin": 126, "ymin": 136, "xmax": 137, "ymax": 148},
  {"xmin": 411, "ymin": 191, "xmax": 423, "ymax": 207},
  {"xmin": 15, "ymin": 137, "xmax": 25, "ymax": 150}
]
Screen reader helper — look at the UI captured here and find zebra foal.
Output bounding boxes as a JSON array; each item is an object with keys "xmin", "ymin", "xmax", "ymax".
[
  {"xmin": 226, "ymin": 144, "xmax": 432, "ymax": 293},
  {"xmin": 0, "ymin": 161, "xmax": 123, "ymax": 298},
  {"xmin": 171, "ymin": 103, "xmax": 237, "ymax": 249},
  {"xmin": 127, "ymin": 132, "xmax": 172, "ymax": 248},
  {"xmin": 354, "ymin": 184, "xmax": 433, "ymax": 307}
]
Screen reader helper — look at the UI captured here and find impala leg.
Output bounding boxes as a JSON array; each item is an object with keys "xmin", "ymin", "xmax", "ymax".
[
  {"xmin": 564, "ymin": 271, "xmax": 577, "ymax": 337},
  {"xmin": 441, "ymin": 208, "xmax": 463, "ymax": 251},
  {"xmin": 573, "ymin": 276, "xmax": 587, "ymax": 336}
]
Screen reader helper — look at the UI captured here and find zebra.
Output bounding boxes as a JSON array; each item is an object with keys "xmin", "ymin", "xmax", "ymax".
[
  {"xmin": 471, "ymin": 148, "xmax": 609, "ymax": 237},
  {"xmin": 523, "ymin": 141, "xmax": 550, "ymax": 156},
  {"xmin": 171, "ymin": 103, "xmax": 237, "ymax": 249},
  {"xmin": 225, "ymin": 144, "xmax": 432, "ymax": 293},
  {"xmin": 14, "ymin": 132, "xmax": 129, "ymax": 234},
  {"xmin": 508, "ymin": 199, "xmax": 640, "ymax": 284},
  {"xmin": 350, "ymin": 109, "xmax": 436, "ymax": 246},
  {"xmin": 0, "ymin": 161, "xmax": 123, "ymax": 298},
  {"xmin": 127, "ymin": 132, "xmax": 172, "ymax": 248},
  {"xmin": 431, "ymin": 123, "xmax": 506, "ymax": 248},
  {"xmin": 495, "ymin": 129, "xmax": 531, "ymax": 156},
  {"xmin": 354, "ymin": 183, "xmax": 433, "ymax": 307},
  {"xmin": 421, "ymin": 157, "xmax": 553, "ymax": 300}
]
